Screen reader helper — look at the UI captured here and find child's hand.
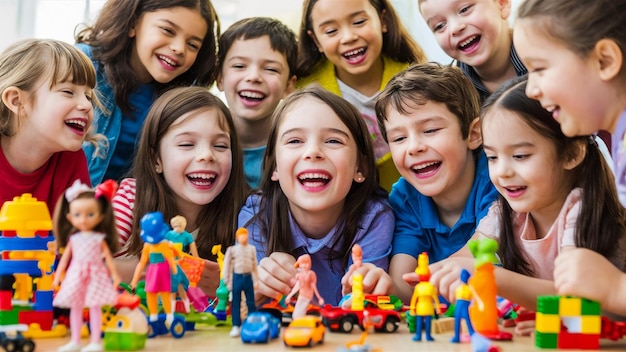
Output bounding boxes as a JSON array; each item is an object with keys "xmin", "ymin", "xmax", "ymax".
[
  {"xmin": 255, "ymin": 252, "xmax": 296, "ymax": 306},
  {"xmin": 341, "ymin": 263, "xmax": 392, "ymax": 296},
  {"xmin": 428, "ymin": 257, "xmax": 475, "ymax": 303},
  {"xmin": 198, "ymin": 260, "xmax": 220, "ymax": 297},
  {"xmin": 554, "ymin": 248, "xmax": 621, "ymax": 304}
]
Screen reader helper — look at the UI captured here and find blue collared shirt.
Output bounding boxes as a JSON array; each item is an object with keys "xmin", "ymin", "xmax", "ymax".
[
  {"xmin": 238, "ymin": 194, "xmax": 394, "ymax": 305},
  {"xmin": 390, "ymin": 152, "xmax": 497, "ymax": 263}
]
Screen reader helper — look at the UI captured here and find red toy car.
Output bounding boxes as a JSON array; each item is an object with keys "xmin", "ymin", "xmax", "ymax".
[{"xmin": 321, "ymin": 301, "xmax": 401, "ymax": 333}]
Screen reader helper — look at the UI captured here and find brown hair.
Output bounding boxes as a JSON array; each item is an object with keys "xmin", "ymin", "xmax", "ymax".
[
  {"xmin": 126, "ymin": 86, "xmax": 247, "ymax": 259},
  {"xmin": 297, "ymin": 0, "xmax": 426, "ymax": 77},
  {"xmin": 375, "ymin": 62, "xmax": 480, "ymax": 142}
]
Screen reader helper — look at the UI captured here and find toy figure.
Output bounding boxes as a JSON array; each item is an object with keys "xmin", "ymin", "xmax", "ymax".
[
  {"xmin": 451, "ymin": 269, "xmax": 475, "ymax": 343},
  {"xmin": 211, "ymin": 244, "xmax": 230, "ymax": 313},
  {"xmin": 409, "ymin": 252, "xmax": 441, "ymax": 342},
  {"xmin": 286, "ymin": 254, "xmax": 325, "ymax": 320},
  {"xmin": 165, "ymin": 215, "xmax": 197, "ymax": 313},
  {"xmin": 130, "ymin": 212, "xmax": 178, "ymax": 327},
  {"xmin": 52, "ymin": 180, "xmax": 121, "ymax": 352},
  {"xmin": 468, "ymin": 239, "xmax": 512, "ymax": 341},
  {"xmin": 350, "ymin": 244, "xmax": 363, "ymax": 271},
  {"xmin": 223, "ymin": 228, "xmax": 258, "ymax": 337}
]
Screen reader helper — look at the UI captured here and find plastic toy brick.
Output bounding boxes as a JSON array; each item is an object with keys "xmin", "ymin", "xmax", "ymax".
[
  {"xmin": 537, "ymin": 295, "xmax": 560, "ymax": 315},
  {"xmin": 536, "ymin": 312, "xmax": 561, "ymax": 333},
  {"xmin": 559, "ymin": 297, "xmax": 582, "ymax": 317},
  {"xmin": 580, "ymin": 316, "xmax": 601, "ymax": 334},
  {"xmin": 535, "ymin": 331, "xmax": 558, "ymax": 349},
  {"xmin": 0, "ymin": 194, "xmax": 52, "ymax": 238},
  {"xmin": 0, "ymin": 291, "xmax": 11, "ymax": 310},
  {"xmin": 21, "ymin": 323, "xmax": 67, "ymax": 339},
  {"xmin": 18, "ymin": 311, "xmax": 53, "ymax": 331},
  {"xmin": 580, "ymin": 299, "xmax": 601, "ymax": 316}
]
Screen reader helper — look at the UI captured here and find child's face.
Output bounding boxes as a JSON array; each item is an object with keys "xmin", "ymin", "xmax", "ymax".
[
  {"xmin": 20, "ymin": 77, "xmax": 93, "ymax": 154},
  {"xmin": 66, "ymin": 197, "xmax": 104, "ymax": 233},
  {"xmin": 419, "ymin": 0, "xmax": 510, "ymax": 69},
  {"xmin": 129, "ymin": 7, "xmax": 208, "ymax": 84},
  {"xmin": 271, "ymin": 97, "xmax": 363, "ymax": 221},
  {"xmin": 308, "ymin": 0, "xmax": 386, "ymax": 84},
  {"xmin": 156, "ymin": 108, "xmax": 232, "ymax": 213},
  {"xmin": 514, "ymin": 20, "xmax": 618, "ymax": 136},
  {"xmin": 217, "ymin": 36, "xmax": 295, "ymax": 124},
  {"xmin": 384, "ymin": 100, "xmax": 480, "ymax": 202},
  {"xmin": 482, "ymin": 109, "xmax": 573, "ymax": 215}
]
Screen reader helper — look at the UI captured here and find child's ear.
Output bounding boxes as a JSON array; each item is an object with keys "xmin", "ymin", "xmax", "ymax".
[
  {"xmin": 497, "ymin": 0, "xmax": 512, "ymax": 20},
  {"xmin": 271, "ymin": 169, "xmax": 279, "ymax": 181},
  {"xmin": 1, "ymin": 86, "xmax": 23, "ymax": 114},
  {"xmin": 283, "ymin": 75, "xmax": 297, "ymax": 98},
  {"xmin": 155, "ymin": 159, "xmax": 163, "ymax": 174},
  {"xmin": 466, "ymin": 117, "xmax": 482, "ymax": 150},
  {"xmin": 380, "ymin": 9, "xmax": 388, "ymax": 33},
  {"xmin": 216, "ymin": 72, "xmax": 224, "ymax": 92},
  {"xmin": 594, "ymin": 39, "xmax": 623, "ymax": 82},
  {"xmin": 564, "ymin": 140, "xmax": 587, "ymax": 170},
  {"xmin": 354, "ymin": 171, "xmax": 365, "ymax": 183},
  {"xmin": 307, "ymin": 30, "xmax": 323, "ymax": 53}
]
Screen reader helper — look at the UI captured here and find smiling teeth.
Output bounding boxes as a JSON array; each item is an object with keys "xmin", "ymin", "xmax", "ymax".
[
  {"xmin": 66, "ymin": 119, "xmax": 86, "ymax": 127},
  {"xmin": 158, "ymin": 55, "xmax": 177, "ymax": 66},
  {"xmin": 299, "ymin": 173, "xmax": 329, "ymax": 180},
  {"xmin": 188, "ymin": 173, "xmax": 215, "ymax": 180},
  {"xmin": 413, "ymin": 161, "xmax": 438, "ymax": 171},
  {"xmin": 240, "ymin": 91, "xmax": 265, "ymax": 99},
  {"xmin": 343, "ymin": 48, "xmax": 365, "ymax": 57}
]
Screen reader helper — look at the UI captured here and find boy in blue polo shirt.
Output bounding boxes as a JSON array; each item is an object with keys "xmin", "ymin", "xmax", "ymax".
[{"xmin": 375, "ymin": 63, "xmax": 498, "ymax": 303}]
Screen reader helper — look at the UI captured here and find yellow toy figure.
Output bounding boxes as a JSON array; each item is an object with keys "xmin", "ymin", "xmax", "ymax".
[
  {"xmin": 130, "ymin": 212, "xmax": 178, "ymax": 327},
  {"xmin": 409, "ymin": 252, "xmax": 441, "ymax": 342},
  {"xmin": 52, "ymin": 180, "xmax": 121, "ymax": 352}
]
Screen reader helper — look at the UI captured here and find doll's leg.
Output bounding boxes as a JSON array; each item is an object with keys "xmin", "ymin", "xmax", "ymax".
[
  {"xmin": 81, "ymin": 306, "xmax": 104, "ymax": 351},
  {"xmin": 146, "ymin": 293, "xmax": 159, "ymax": 322},
  {"xmin": 58, "ymin": 307, "xmax": 83, "ymax": 351},
  {"xmin": 160, "ymin": 292, "xmax": 174, "ymax": 327}
]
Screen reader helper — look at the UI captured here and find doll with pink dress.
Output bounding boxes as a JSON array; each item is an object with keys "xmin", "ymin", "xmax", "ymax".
[{"xmin": 52, "ymin": 180, "xmax": 121, "ymax": 352}]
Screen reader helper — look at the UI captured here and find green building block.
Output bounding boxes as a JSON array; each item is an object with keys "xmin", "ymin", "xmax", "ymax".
[
  {"xmin": 580, "ymin": 298, "xmax": 601, "ymax": 316},
  {"xmin": 537, "ymin": 296, "xmax": 560, "ymax": 315},
  {"xmin": 535, "ymin": 331, "xmax": 558, "ymax": 348},
  {"xmin": 0, "ymin": 310, "xmax": 19, "ymax": 325}
]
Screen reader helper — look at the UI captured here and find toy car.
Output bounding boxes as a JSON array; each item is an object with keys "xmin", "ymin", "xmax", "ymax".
[
  {"xmin": 283, "ymin": 316, "xmax": 325, "ymax": 347},
  {"xmin": 259, "ymin": 297, "xmax": 321, "ymax": 326},
  {"xmin": 0, "ymin": 327, "xmax": 35, "ymax": 352},
  {"xmin": 147, "ymin": 314, "xmax": 186, "ymax": 339},
  {"xmin": 321, "ymin": 301, "xmax": 401, "ymax": 333},
  {"xmin": 240, "ymin": 312, "xmax": 281, "ymax": 344}
]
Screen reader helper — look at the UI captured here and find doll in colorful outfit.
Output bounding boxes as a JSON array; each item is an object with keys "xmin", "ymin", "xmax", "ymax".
[
  {"xmin": 131, "ymin": 212, "xmax": 178, "ymax": 326},
  {"xmin": 52, "ymin": 180, "xmax": 121, "ymax": 352}
]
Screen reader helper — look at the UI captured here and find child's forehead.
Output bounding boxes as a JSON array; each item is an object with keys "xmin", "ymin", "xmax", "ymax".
[{"xmin": 226, "ymin": 35, "xmax": 288, "ymax": 61}]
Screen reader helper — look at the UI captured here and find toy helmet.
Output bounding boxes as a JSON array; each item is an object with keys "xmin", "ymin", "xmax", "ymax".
[{"xmin": 140, "ymin": 212, "xmax": 169, "ymax": 244}]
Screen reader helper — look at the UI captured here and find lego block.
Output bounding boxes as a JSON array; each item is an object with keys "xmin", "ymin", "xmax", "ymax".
[
  {"xmin": 558, "ymin": 330, "xmax": 600, "ymax": 350},
  {"xmin": 580, "ymin": 299, "xmax": 601, "ymax": 316},
  {"xmin": 0, "ymin": 235, "xmax": 55, "ymax": 251},
  {"xmin": 0, "ymin": 309, "xmax": 19, "ymax": 325},
  {"xmin": 0, "ymin": 194, "xmax": 52, "ymax": 238},
  {"xmin": 559, "ymin": 297, "xmax": 581, "ymax": 317},
  {"xmin": 562, "ymin": 316, "xmax": 582, "ymax": 333},
  {"xmin": 537, "ymin": 296, "xmax": 560, "ymax": 315},
  {"xmin": 32, "ymin": 290, "xmax": 53, "ymax": 311},
  {"xmin": 580, "ymin": 315, "xmax": 601, "ymax": 334},
  {"xmin": 535, "ymin": 331, "xmax": 558, "ymax": 348},
  {"xmin": 536, "ymin": 312, "xmax": 561, "ymax": 333},
  {"xmin": 0, "ymin": 290, "xmax": 12, "ymax": 310},
  {"xmin": 19, "ymin": 310, "xmax": 53, "ymax": 330}
]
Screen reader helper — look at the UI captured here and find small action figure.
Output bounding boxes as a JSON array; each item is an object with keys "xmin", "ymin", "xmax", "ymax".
[
  {"xmin": 165, "ymin": 215, "xmax": 197, "ymax": 312},
  {"xmin": 223, "ymin": 228, "xmax": 258, "ymax": 337},
  {"xmin": 451, "ymin": 269, "xmax": 475, "ymax": 343},
  {"xmin": 53, "ymin": 180, "xmax": 121, "ymax": 352},
  {"xmin": 409, "ymin": 252, "xmax": 441, "ymax": 342},
  {"xmin": 286, "ymin": 254, "xmax": 324, "ymax": 320},
  {"xmin": 131, "ymin": 212, "xmax": 178, "ymax": 327}
]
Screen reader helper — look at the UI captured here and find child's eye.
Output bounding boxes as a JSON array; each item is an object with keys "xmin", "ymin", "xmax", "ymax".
[
  {"xmin": 459, "ymin": 4, "xmax": 473, "ymax": 14},
  {"xmin": 232, "ymin": 63, "xmax": 245, "ymax": 69},
  {"xmin": 424, "ymin": 128, "xmax": 442, "ymax": 134},
  {"xmin": 265, "ymin": 67, "xmax": 280, "ymax": 73},
  {"xmin": 353, "ymin": 18, "xmax": 367, "ymax": 26},
  {"xmin": 486, "ymin": 155, "xmax": 497, "ymax": 162},
  {"xmin": 433, "ymin": 22, "xmax": 445, "ymax": 32},
  {"xmin": 390, "ymin": 136, "xmax": 406, "ymax": 143},
  {"xmin": 326, "ymin": 138, "xmax": 344, "ymax": 145},
  {"xmin": 187, "ymin": 42, "xmax": 201, "ymax": 51},
  {"xmin": 62, "ymin": 89, "xmax": 73, "ymax": 95},
  {"xmin": 178, "ymin": 142, "xmax": 194, "ymax": 148},
  {"xmin": 513, "ymin": 154, "xmax": 529, "ymax": 160},
  {"xmin": 286, "ymin": 138, "xmax": 303, "ymax": 145},
  {"xmin": 214, "ymin": 143, "xmax": 230, "ymax": 150},
  {"xmin": 160, "ymin": 27, "xmax": 174, "ymax": 35},
  {"xmin": 324, "ymin": 28, "xmax": 337, "ymax": 36}
]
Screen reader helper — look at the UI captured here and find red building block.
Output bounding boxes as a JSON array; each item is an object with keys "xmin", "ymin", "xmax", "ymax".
[
  {"xmin": 557, "ymin": 330, "xmax": 599, "ymax": 350},
  {"xmin": 0, "ymin": 290, "xmax": 12, "ymax": 310},
  {"xmin": 19, "ymin": 310, "xmax": 53, "ymax": 330}
]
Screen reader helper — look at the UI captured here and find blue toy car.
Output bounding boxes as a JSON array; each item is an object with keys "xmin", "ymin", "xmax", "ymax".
[{"xmin": 241, "ymin": 312, "xmax": 281, "ymax": 344}]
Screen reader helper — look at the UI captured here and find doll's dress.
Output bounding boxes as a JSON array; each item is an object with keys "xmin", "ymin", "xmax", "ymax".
[
  {"xmin": 144, "ymin": 243, "xmax": 173, "ymax": 293},
  {"xmin": 53, "ymin": 232, "xmax": 118, "ymax": 308}
]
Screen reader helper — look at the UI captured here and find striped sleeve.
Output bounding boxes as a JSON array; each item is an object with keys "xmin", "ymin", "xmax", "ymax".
[{"xmin": 113, "ymin": 178, "xmax": 136, "ymax": 257}]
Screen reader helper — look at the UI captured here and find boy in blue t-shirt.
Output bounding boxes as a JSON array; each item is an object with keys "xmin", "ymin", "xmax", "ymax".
[
  {"xmin": 375, "ymin": 63, "xmax": 498, "ymax": 303},
  {"xmin": 216, "ymin": 17, "xmax": 297, "ymax": 189}
]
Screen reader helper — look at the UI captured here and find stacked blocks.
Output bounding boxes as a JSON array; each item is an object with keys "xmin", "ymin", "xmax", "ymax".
[{"xmin": 536, "ymin": 295, "xmax": 601, "ymax": 349}]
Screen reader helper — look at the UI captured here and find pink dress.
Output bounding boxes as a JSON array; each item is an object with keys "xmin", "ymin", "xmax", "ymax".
[{"xmin": 53, "ymin": 232, "xmax": 118, "ymax": 308}]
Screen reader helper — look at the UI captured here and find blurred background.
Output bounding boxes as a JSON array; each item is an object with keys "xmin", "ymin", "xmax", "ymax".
[{"xmin": 0, "ymin": 0, "xmax": 524, "ymax": 64}]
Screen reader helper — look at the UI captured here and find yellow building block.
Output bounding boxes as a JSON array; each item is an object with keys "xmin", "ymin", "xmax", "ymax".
[
  {"xmin": 0, "ymin": 194, "xmax": 52, "ymax": 237},
  {"xmin": 581, "ymin": 315, "xmax": 602, "ymax": 334},
  {"xmin": 559, "ymin": 297, "xmax": 582, "ymax": 317},
  {"xmin": 536, "ymin": 312, "xmax": 561, "ymax": 333}
]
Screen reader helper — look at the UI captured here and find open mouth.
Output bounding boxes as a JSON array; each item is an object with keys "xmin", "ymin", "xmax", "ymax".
[
  {"xmin": 239, "ymin": 90, "xmax": 266, "ymax": 102},
  {"xmin": 65, "ymin": 119, "xmax": 87, "ymax": 133},
  {"xmin": 157, "ymin": 54, "xmax": 179, "ymax": 68},
  {"xmin": 458, "ymin": 35, "xmax": 480, "ymax": 51},
  {"xmin": 342, "ymin": 47, "xmax": 366, "ymax": 64},
  {"xmin": 187, "ymin": 173, "xmax": 216, "ymax": 187},
  {"xmin": 411, "ymin": 161, "xmax": 441, "ymax": 175},
  {"xmin": 298, "ymin": 172, "xmax": 331, "ymax": 188}
]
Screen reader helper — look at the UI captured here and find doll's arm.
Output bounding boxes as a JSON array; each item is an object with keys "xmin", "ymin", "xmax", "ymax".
[
  {"xmin": 189, "ymin": 241, "xmax": 199, "ymax": 258},
  {"xmin": 53, "ymin": 242, "xmax": 73, "ymax": 287},
  {"xmin": 102, "ymin": 241, "xmax": 121, "ymax": 289},
  {"xmin": 311, "ymin": 274, "xmax": 324, "ymax": 305},
  {"xmin": 130, "ymin": 245, "xmax": 149, "ymax": 289}
]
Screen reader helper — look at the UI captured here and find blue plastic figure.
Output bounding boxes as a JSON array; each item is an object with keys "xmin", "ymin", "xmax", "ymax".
[{"xmin": 451, "ymin": 269, "xmax": 475, "ymax": 343}]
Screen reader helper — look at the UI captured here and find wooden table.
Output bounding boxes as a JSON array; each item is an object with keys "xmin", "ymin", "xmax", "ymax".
[{"xmin": 33, "ymin": 323, "xmax": 626, "ymax": 351}]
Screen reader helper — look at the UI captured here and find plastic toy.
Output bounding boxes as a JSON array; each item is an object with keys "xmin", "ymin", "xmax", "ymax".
[
  {"xmin": 240, "ymin": 311, "xmax": 281, "ymax": 344},
  {"xmin": 211, "ymin": 244, "xmax": 229, "ymax": 315},
  {"xmin": 223, "ymin": 228, "xmax": 258, "ymax": 337},
  {"xmin": 467, "ymin": 239, "xmax": 512, "ymax": 341},
  {"xmin": 471, "ymin": 332, "xmax": 502, "ymax": 352},
  {"xmin": 130, "ymin": 212, "xmax": 178, "ymax": 330},
  {"xmin": 165, "ymin": 216, "xmax": 197, "ymax": 313},
  {"xmin": 52, "ymin": 180, "xmax": 121, "ymax": 352},
  {"xmin": 409, "ymin": 252, "xmax": 441, "ymax": 342},
  {"xmin": 102, "ymin": 293, "xmax": 148, "ymax": 351},
  {"xmin": 259, "ymin": 296, "xmax": 322, "ymax": 326},
  {"xmin": 0, "ymin": 194, "xmax": 66, "ymax": 339},
  {"xmin": 451, "ymin": 268, "xmax": 475, "ymax": 343},
  {"xmin": 283, "ymin": 315, "xmax": 325, "ymax": 347},
  {"xmin": 535, "ymin": 295, "xmax": 601, "ymax": 349},
  {"xmin": 321, "ymin": 299, "xmax": 401, "ymax": 333},
  {"xmin": 0, "ymin": 325, "xmax": 35, "ymax": 352},
  {"xmin": 286, "ymin": 254, "xmax": 324, "ymax": 320}
]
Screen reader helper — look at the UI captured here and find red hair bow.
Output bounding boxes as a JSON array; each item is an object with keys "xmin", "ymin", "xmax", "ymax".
[{"xmin": 95, "ymin": 179, "xmax": 118, "ymax": 201}]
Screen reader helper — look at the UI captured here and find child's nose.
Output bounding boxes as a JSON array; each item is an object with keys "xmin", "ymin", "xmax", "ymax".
[
  {"xmin": 408, "ymin": 137, "xmax": 426, "ymax": 155},
  {"xmin": 197, "ymin": 146, "xmax": 216, "ymax": 162},
  {"xmin": 170, "ymin": 37, "xmax": 185, "ymax": 55},
  {"xmin": 303, "ymin": 143, "xmax": 324, "ymax": 160},
  {"xmin": 245, "ymin": 66, "xmax": 262, "ymax": 82},
  {"xmin": 450, "ymin": 19, "xmax": 466, "ymax": 36},
  {"xmin": 340, "ymin": 28, "xmax": 358, "ymax": 44}
]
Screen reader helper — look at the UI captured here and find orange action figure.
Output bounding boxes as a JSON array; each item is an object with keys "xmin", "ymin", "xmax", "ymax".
[
  {"xmin": 286, "ymin": 254, "xmax": 324, "ymax": 319},
  {"xmin": 409, "ymin": 252, "xmax": 441, "ymax": 342}
]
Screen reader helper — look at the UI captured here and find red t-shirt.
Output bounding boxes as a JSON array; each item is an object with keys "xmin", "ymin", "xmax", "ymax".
[{"xmin": 0, "ymin": 147, "xmax": 91, "ymax": 215}]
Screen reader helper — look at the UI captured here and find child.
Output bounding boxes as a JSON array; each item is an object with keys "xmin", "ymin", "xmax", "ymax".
[
  {"xmin": 428, "ymin": 76, "xmax": 626, "ymax": 334},
  {"xmin": 513, "ymin": 0, "xmax": 626, "ymax": 316},
  {"xmin": 239, "ymin": 85, "xmax": 395, "ymax": 306},
  {"xmin": 418, "ymin": 0, "xmax": 526, "ymax": 102},
  {"xmin": 113, "ymin": 86, "xmax": 248, "ymax": 297},
  {"xmin": 374, "ymin": 63, "xmax": 498, "ymax": 303},
  {"xmin": 217, "ymin": 17, "xmax": 297, "ymax": 189},
  {"xmin": 77, "ymin": 0, "xmax": 220, "ymax": 185},
  {"xmin": 52, "ymin": 180, "xmax": 120, "ymax": 352},
  {"xmin": 296, "ymin": 0, "xmax": 427, "ymax": 191},
  {"xmin": 0, "ymin": 38, "xmax": 98, "ymax": 213}
]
